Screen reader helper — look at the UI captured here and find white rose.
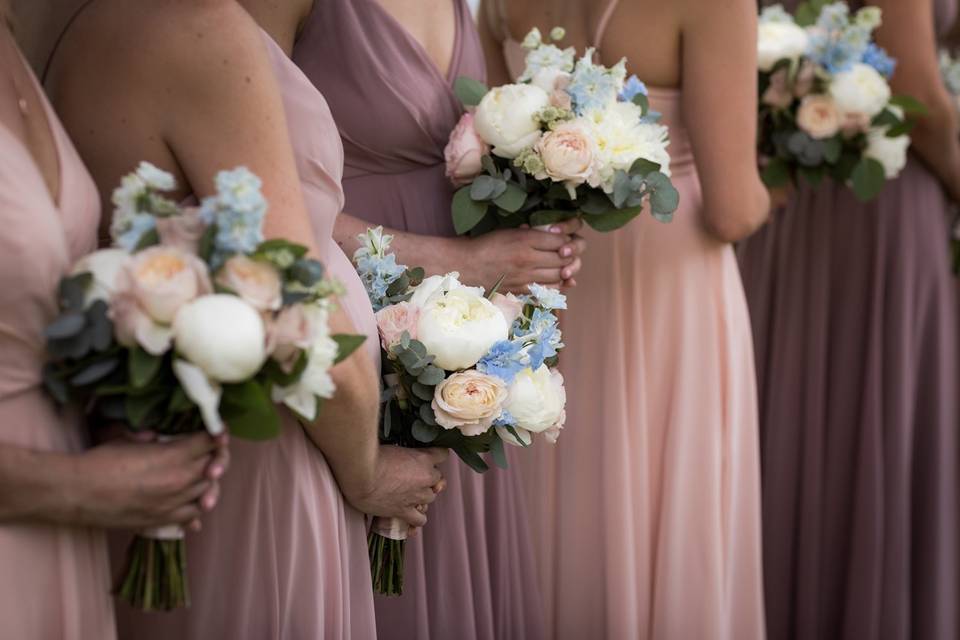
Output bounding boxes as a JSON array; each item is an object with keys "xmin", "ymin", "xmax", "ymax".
[
  {"xmin": 417, "ymin": 288, "xmax": 509, "ymax": 371},
  {"xmin": 865, "ymin": 129, "xmax": 910, "ymax": 179},
  {"xmin": 474, "ymin": 84, "xmax": 551, "ymax": 159},
  {"xmin": 757, "ymin": 21, "xmax": 810, "ymax": 72},
  {"xmin": 72, "ymin": 248, "xmax": 130, "ymax": 307},
  {"xmin": 829, "ymin": 63, "xmax": 892, "ymax": 118},
  {"xmin": 173, "ymin": 294, "xmax": 267, "ymax": 382},
  {"xmin": 504, "ymin": 365, "xmax": 566, "ymax": 434}
]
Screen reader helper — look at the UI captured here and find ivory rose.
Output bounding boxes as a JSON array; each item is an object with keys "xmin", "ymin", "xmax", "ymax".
[
  {"xmin": 173, "ymin": 294, "xmax": 267, "ymax": 382},
  {"xmin": 796, "ymin": 95, "xmax": 842, "ymax": 139},
  {"xmin": 431, "ymin": 370, "xmax": 507, "ymax": 436},
  {"xmin": 376, "ymin": 301, "xmax": 419, "ymax": 351},
  {"xmin": 535, "ymin": 121, "xmax": 597, "ymax": 191},
  {"xmin": 757, "ymin": 21, "xmax": 810, "ymax": 72},
  {"xmin": 215, "ymin": 255, "xmax": 283, "ymax": 312},
  {"xmin": 444, "ymin": 113, "xmax": 489, "ymax": 187},
  {"xmin": 504, "ymin": 365, "xmax": 567, "ymax": 434},
  {"xmin": 865, "ymin": 128, "xmax": 910, "ymax": 179}
]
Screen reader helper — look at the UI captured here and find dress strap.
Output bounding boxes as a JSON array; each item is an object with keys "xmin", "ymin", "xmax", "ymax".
[
  {"xmin": 593, "ymin": 0, "xmax": 620, "ymax": 50},
  {"xmin": 41, "ymin": 0, "xmax": 96, "ymax": 83}
]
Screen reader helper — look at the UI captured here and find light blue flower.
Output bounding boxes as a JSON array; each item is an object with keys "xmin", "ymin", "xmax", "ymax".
[
  {"xmin": 816, "ymin": 3, "xmax": 850, "ymax": 31},
  {"xmin": 514, "ymin": 308, "xmax": 563, "ymax": 369},
  {"xmin": 528, "ymin": 283, "xmax": 568, "ymax": 310},
  {"xmin": 214, "ymin": 167, "xmax": 267, "ymax": 216},
  {"xmin": 807, "ymin": 31, "xmax": 865, "ymax": 74},
  {"xmin": 355, "ymin": 253, "xmax": 405, "ymax": 310},
  {"xmin": 568, "ymin": 52, "xmax": 621, "ymax": 115},
  {"xmin": 519, "ymin": 43, "xmax": 576, "ymax": 82},
  {"xmin": 862, "ymin": 43, "xmax": 896, "ymax": 78},
  {"xmin": 618, "ymin": 75, "xmax": 648, "ymax": 102},
  {"xmin": 494, "ymin": 410, "xmax": 518, "ymax": 428},
  {"xmin": 212, "ymin": 206, "xmax": 264, "ymax": 261},
  {"xmin": 477, "ymin": 340, "xmax": 528, "ymax": 384},
  {"xmin": 113, "ymin": 212, "xmax": 156, "ymax": 251}
]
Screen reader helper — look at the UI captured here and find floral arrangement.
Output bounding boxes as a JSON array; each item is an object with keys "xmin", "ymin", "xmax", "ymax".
[
  {"xmin": 42, "ymin": 163, "xmax": 363, "ymax": 611},
  {"xmin": 757, "ymin": 1, "xmax": 924, "ymax": 201},
  {"xmin": 354, "ymin": 227, "xmax": 566, "ymax": 595},
  {"xmin": 444, "ymin": 27, "xmax": 679, "ymax": 236},
  {"xmin": 941, "ymin": 49, "xmax": 960, "ymax": 115}
]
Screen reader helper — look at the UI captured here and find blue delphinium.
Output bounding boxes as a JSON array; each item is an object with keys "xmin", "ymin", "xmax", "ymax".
[
  {"xmin": 113, "ymin": 212, "xmax": 156, "ymax": 251},
  {"xmin": 515, "ymin": 308, "xmax": 563, "ymax": 369},
  {"xmin": 202, "ymin": 167, "xmax": 268, "ymax": 266},
  {"xmin": 618, "ymin": 75, "xmax": 648, "ymax": 102},
  {"xmin": 494, "ymin": 410, "xmax": 518, "ymax": 428},
  {"xmin": 527, "ymin": 283, "xmax": 568, "ymax": 310},
  {"xmin": 862, "ymin": 43, "xmax": 896, "ymax": 78},
  {"xmin": 477, "ymin": 340, "xmax": 528, "ymax": 384},
  {"xmin": 807, "ymin": 31, "xmax": 866, "ymax": 74},
  {"xmin": 816, "ymin": 2, "xmax": 849, "ymax": 30},
  {"xmin": 355, "ymin": 253, "xmax": 405, "ymax": 310},
  {"xmin": 567, "ymin": 52, "xmax": 621, "ymax": 115}
]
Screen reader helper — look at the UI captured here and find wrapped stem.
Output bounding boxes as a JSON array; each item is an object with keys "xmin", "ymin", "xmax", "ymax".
[
  {"xmin": 368, "ymin": 516, "xmax": 408, "ymax": 596},
  {"xmin": 114, "ymin": 527, "xmax": 189, "ymax": 611}
]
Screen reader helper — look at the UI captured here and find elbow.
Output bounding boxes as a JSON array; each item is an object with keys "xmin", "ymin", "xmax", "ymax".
[{"xmin": 701, "ymin": 183, "xmax": 771, "ymax": 244}]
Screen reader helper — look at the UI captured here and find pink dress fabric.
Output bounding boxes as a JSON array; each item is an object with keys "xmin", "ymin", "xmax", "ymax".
[
  {"xmin": 292, "ymin": 2, "xmax": 546, "ymax": 638},
  {"xmin": 113, "ymin": 31, "xmax": 378, "ymax": 639},
  {"xmin": 0, "ymin": 43, "xmax": 116, "ymax": 639},
  {"xmin": 498, "ymin": 5, "xmax": 767, "ymax": 639}
]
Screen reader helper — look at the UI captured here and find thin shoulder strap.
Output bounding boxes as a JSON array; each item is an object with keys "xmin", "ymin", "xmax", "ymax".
[
  {"xmin": 41, "ymin": 0, "xmax": 96, "ymax": 83},
  {"xmin": 593, "ymin": 0, "xmax": 621, "ymax": 50}
]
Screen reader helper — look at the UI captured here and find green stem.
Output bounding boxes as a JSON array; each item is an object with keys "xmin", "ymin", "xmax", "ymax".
[
  {"xmin": 368, "ymin": 533, "xmax": 406, "ymax": 596},
  {"xmin": 114, "ymin": 536, "xmax": 190, "ymax": 611}
]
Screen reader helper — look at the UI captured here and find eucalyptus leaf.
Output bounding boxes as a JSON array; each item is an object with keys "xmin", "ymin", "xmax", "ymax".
[
  {"xmin": 44, "ymin": 313, "xmax": 86, "ymax": 341},
  {"xmin": 646, "ymin": 172, "xmax": 680, "ymax": 219},
  {"xmin": 822, "ymin": 138, "xmax": 842, "ymax": 164},
  {"xmin": 87, "ymin": 301, "xmax": 114, "ymax": 352},
  {"xmin": 579, "ymin": 191, "xmax": 614, "ymax": 215},
  {"xmin": 850, "ymin": 157, "xmax": 886, "ymax": 202},
  {"xmin": 418, "ymin": 402, "xmax": 438, "ymax": 426},
  {"xmin": 70, "ymin": 358, "xmax": 120, "ymax": 387},
  {"xmin": 411, "ymin": 382, "xmax": 434, "ymax": 402},
  {"xmin": 493, "ymin": 182, "xmax": 527, "ymax": 213},
  {"xmin": 470, "ymin": 175, "xmax": 501, "ymax": 201},
  {"xmin": 42, "ymin": 365, "xmax": 69, "ymax": 404},
  {"xmin": 629, "ymin": 158, "xmax": 661, "ymax": 177},
  {"xmin": 411, "ymin": 420, "xmax": 440, "ymax": 444},
  {"xmin": 452, "ymin": 187, "xmax": 489, "ymax": 235},
  {"xmin": 382, "ymin": 401, "xmax": 393, "ymax": 438},
  {"xmin": 453, "ymin": 76, "xmax": 489, "ymax": 107},
  {"xmin": 290, "ymin": 258, "xmax": 325, "ymax": 286},
  {"xmin": 417, "ymin": 365, "xmax": 445, "ymax": 386},
  {"xmin": 59, "ymin": 273, "xmax": 92, "ymax": 312},
  {"xmin": 333, "ymin": 334, "xmax": 367, "ymax": 365}
]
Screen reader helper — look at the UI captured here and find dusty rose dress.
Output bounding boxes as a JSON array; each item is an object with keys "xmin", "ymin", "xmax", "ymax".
[
  {"xmin": 0, "ymin": 42, "xmax": 115, "ymax": 639},
  {"xmin": 738, "ymin": 1, "xmax": 960, "ymax": 638},
  {"xmin": 292, "ymin": 2, "xmax": 546, "ymax": 638},
  {"xmin": 493, "ymin": 2, "xmax": 767, "ymax": 638},
  {"xmin": 113, "ymin": 31, "xmax": 379, "ymax": 639}
]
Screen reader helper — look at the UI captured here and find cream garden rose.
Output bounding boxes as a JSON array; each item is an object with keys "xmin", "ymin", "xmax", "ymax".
[
  {"xmin": 432, "ymin": 370, "xmax": 508, "ymax": 436},
  {"xmin": 796, "ymin": 95, "xmax": 842, "ymax": 139},
  {"xmin": 474, "ymin": 84, "xmax": 551, "ymax": 159},
  {"xmin": 271, "ymin": 306, "xmax": 338, "ymax": 421},
  {"xmin": 215, "ymin": 254, "xmax": 283, "ymax": 312},
  {"xmin": 417, "ymin": 287, "xmax": 509, "ymax": 371},
  {"xmin": 757, "ymin": 21, "xmax": 810, "ymax": 72},
  {"xmin": 266, "ymin": 303, "xmax": 314, "ymax": 372},
  {"xmin": 173, "ymin": 294, "xmax": 267, "ymax": 382},
  {"xmin": 535, "ymin": 121, "xmax": 597, "ymax": 194},
  {"xmin": 829, "ymin": 63, "xmax": 891, "ymax": 118}
]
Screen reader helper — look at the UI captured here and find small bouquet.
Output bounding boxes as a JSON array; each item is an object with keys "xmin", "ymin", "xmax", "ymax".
[
  {"xmin": 757, "ymin": 1, "xmax": 924, "ymax": 200},
  {"xmin": 354, "ymin": 227, "xmax": 566, "ymax": 595},
  {"xmin": 444, "ymin": 27, "xmax": 679, "ymax": 236},
  {"xmin": 42, "ymin": 163, "xmax": 363, "ymax": 611}
]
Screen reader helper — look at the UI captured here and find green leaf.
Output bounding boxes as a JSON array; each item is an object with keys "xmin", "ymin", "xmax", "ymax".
[
  {"xmin": 418, "ymin": 402, "xmax": 438, "ymax": 426},
  {"xmin": 885, "ymin": 122, "xmax": 914, "ymax": 138},
  {"xmin": 453, "ymin": 76, "xmax": 490, "ymax": 107},
  {"xmin": 44, "ymin": 313, "xmax": 86, "ymax": 341},
  {"xmin": 125, "ymin": 392, "xmax": 167, "ymax": 429},
  {"xmin": 850, "ymin": 157, "xmax": 886, "ymax": 202},
  {"xmin": 579, "ymin": 191, "xmax": 614, "ymax": 215},
  {"xmin": 198, "ymin": 223, "xmax": 218, "ymax": 263},
  {"xmin": 58, "ymin": 273, "xmax": 92, "ymax": 312},
  {"xmin": 529, "ymin": 209, "xmax": 576, "ymax": 227},
  {"xmin": 629, "ymin": 158, "xmax": 661, "ymax": 177},
  {"xmin": 134, "ymin": 228, "xmax": 160, "ymax": 251},
  {"xmin": 406, "ymin": 267, "xmax": 425, "ymax": 286},
  {"xmin": 453, "ymin": 445, "xmax": 490, "ymax": 473},
  {"xmin": 888, "ymin": 95, "xmax": 928, "ymax": 116},
  {"xmin": 381, "ymin": 401, "xmax": 393, "ymax": 438},
  {"xmin": 290, "ymin": 258, "xmax": 325, "ymax": 286},
  {"xmin": 167, "ymin": 386, "xmax": 193, "ymax": 413},
  {"xmin": 871, "ymin": 108, "xmax": 900, "ymax": 128},
  {"xmin": 220, "ymin": 381, "xmax": 281, "ymax": 440},
  {"xmin": 411, "ymin": 420, "xmax": 441, "ymax": 444},
  {"xmin": 632, "ymin": 92, "xmax": 650, "ymax": 116},
  {"xmin": 822, "ymin": 138, "xmax": 842, "ymax": 164},
  {"xmin": 584, "ymin": 206, "xmax": 644, "ymax": 232},
  {"xmin": 489, "ymin": 435, "xmax": 508, "ymax": 469},
  {"xmin": 493, "ymin": 182, "xmax": 527, "ymax": 213},
  {"xmin": 333, "ymin": 334, "xmax": 367, "ymax": 364},
  {"xmin": 452, "ymin": 187, "xmax": 489, "ymax": 235},
  {"xmin": 129, "ymin": 347, "xmax": 162, "ymax": 389},
  {"xmin": 417, "ymin": 365, "xmax": 446, "ymax": 386},
  {"xmin": 86, "ymin": 301, "xmax": 114, "ymax": 352},
  {"xmin": 471, "ymin": 175, "xmax": 507, "ymax": 201},
  {"xmin": 411, "ymin": 382, "xmax": 434, "ymax": 402},
  {"xmin": 761, "ymin": 158, "xmax": 792, "ymax": 188},
  {"xmin": 43, "ymin": 364, "xmax": 69, "ymax": 404},
  {"xmin": 646, "ymin": 172, "xmax": 680, "ymax": 221},
  {"xmin": 70, "ymin": 358, "xmax": 120, "ymax": 387},
  {"xmin": 256, "ymin": 238, "xmax": 309, "ymax": 259},
  {"xmin": 795, "ymin": 2, "xmax": 817, "ymax": 26}
]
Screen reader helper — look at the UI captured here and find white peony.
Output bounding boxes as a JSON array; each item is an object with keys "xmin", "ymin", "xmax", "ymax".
[
  {"xmin": 864, "ymin": 129, "xmax": 910, "ymax": 179},
  {"xmin": 173, "ymin": 294, "xmax": 267, "ymax": 382},
  {"xmin": 829, "ymin": 63, "xmax": 891, "ymax": 118},
  {"xmin": 72, "ymin": 248, "xmax": 130, "ymax": 307},
  {"xmin": 409, "ymin": 272, "xmax": 482, "ymax": 309},
  {"xmin": 531, "ymin": 68, "xmax": 571, "ymax": 94},
  {"xmin": 474, "ymin": 84, "xmax": 551, "ymax": 159},
  {"xmin": 503, "ymin": 365, "xmax": 566, "ymax": 434},
  {"xmin": 580, "ymin": 102, "xmax": 671, "ymax": 192},
  {"xmin": 757, "ymin": 21, "xmax": 810, "ymax": 72},
  {"xmin": 417, "ymin": 288, "xmax": 509, "ymax": 371}
]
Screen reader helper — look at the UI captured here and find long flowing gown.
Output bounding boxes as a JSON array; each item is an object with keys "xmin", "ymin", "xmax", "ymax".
[
  {"xmin": 492, "ymin": 2, "xmax": 768, "ymax": 638},
  {"xmin": 292, "ymin": 2, "xmax": 546, "ymax": 638},
  {"xmin": 0, "ymin": 41, "xmax": 116, "ymax": 640},
  {"xmin": 738, "ymin": 1, "xmax": 960, "ymax": 638},
  {"xmin": 113, "ymin": 31, "xmax": 379, "ymax": 640}
]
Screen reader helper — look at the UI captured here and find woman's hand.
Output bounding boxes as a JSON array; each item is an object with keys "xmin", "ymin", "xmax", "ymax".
[
  {"xmin": 348, "ymin": 445, "xmax": 448, "ymax": 528},
  {"xmin": 66, "ymin": 433, "xmax": 228, "ymax": 530}
]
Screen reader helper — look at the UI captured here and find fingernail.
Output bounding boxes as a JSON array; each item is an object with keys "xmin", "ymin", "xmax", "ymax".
[
  {"xmin": 203, "ymin": 495, "xmax": 215, "ymax": 510},
  {"xmin": 561, "ymin": 247, "xmax": 571, "ymax": 257},
  {"xmin": 549, "ymin": 226, "xmax": 562, "ymax": 233}
]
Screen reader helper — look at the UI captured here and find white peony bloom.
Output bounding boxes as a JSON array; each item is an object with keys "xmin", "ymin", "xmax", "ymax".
[
  {"xmin": 503, "ymin": 365, "xmax": 566, "ymax": 434},
  {"xmin": 408, "ymin": 272, "xmax": 480, "ymax": 309},
  {"xmin": 417, "ymin": 288, "xmax": 509, "ymax": 371},
  {"xmin": 757, "ymin": 21, "xmax": 810, "ymax": 72},
  {"xmin": 474, "ymin": 84, "xmax": 551, "ymax": 159},
  {"xmin": 72, "ymin": 248, "xmax": 130, "ymax": 307},
  {"xmin": 173, "ymin": 294, "xmax": 267, "ymax": 382},
  {"xmin": 864, "ymin": 129, "xmax": 910, "ymax": 179},
  {"xmin": 580, "ymin": 103, "xmax": 671, "ymax": 192},
  {"xmin": 829, "ymin": 63, "xmax": 892, "ymax": 118},
  {"xmin": 530, "ymin": 68, "xmax": 572, "ymax": 94}
]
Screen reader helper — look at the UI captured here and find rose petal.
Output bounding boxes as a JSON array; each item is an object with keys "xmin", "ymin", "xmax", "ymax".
[{"xmin": 172, "ymin": 359, "xmax": 224, "ymax": 435}]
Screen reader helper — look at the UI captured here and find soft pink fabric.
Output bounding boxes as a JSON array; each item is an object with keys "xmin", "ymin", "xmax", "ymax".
[
  {"xmin": 113, "ymin": 31, "xmax": 378, "ymax": 639},
  {"xmin": 0, "ymin": 43, "xmax": 115, "ymax": 639}
]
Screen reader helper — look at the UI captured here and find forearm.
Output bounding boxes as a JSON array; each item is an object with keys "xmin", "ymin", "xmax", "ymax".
[
  {"xmin": 335, "ymin": 212, "xmax": 462, "ymax": 278},
  {"xmin": 0, "ymin": 445, "xmax": 77, "ymax": 525}
]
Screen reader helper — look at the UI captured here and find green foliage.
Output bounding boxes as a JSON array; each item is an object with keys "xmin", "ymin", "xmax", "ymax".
[
  {"xmin": 761, "ymin": 158, "xmax": 792, "ymax": 188},
  {"xmin": 129, "ymin": 347, "xmax": 162, "ymax": 389},
  {"xmin": 452, "ymin": 187, "xmax": 489, "ymax": 234},
  {"xmin": 453, "ymin": 77, "xmax": 490, "ymax": 107},
  {"xmin": 888, "ymin": 95, "xmax": 928, "ymax": 116},
  {"xmin": 850, "ymin": 157, "xmax": 886, "ymax": 201},
  {"xmin": 332, "ymin": 334, "xmax": 367, "ymax": 365},
  {"xmin": 220, "ymin": 381, "xmax": 281, "ymax": 440}
]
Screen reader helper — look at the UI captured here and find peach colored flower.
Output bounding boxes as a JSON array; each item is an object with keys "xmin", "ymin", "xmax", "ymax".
[
  {"xmin": 432, "ymin": 370, "xmax": 507, "ymax": 436},
  {"xmin": 444, "ymin": 112, "xmax": 490, "ymax": 187},
  {"xmin": 375, "ymin": 301, "xmax": 419, "ymax": 352},
  {"xmin": 156, "ymin": 206, "xmax": 207, "ymax": 254},
  {"xmin": 489, "ymin": 292, "xmax": 524, "ymax": 326},
  {"xmin": 796, "ymin": 95, "xmax": 841, "ymax": 140},
  {"xmin": 535, "ymin": 121, "xmax": 596, "ymax": 186},
  {"xmin": 215, "ymin": 255, "xmax": 282, "ymax": 312}
]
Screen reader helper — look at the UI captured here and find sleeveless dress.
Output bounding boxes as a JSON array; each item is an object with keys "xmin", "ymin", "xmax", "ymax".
[
  {"xmin": 292, "ymin": 3, "xmax": 546, "ymax": 639},
  {"xmin": 113, "ymin": 31, "xmax": 379, "ymax": 640},
  {"xmin": 494, "ymin": 3, "xmax": 767, "ymax": 639},
  {"xmin": 0, "ymin": 41, "xmax": 115, "ymax": 640},
  {"xmin": 738, "ymin": 2, "xmax": 960, "ymax": 639}
]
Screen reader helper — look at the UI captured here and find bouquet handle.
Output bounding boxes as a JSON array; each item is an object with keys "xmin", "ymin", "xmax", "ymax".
[{"xmin": 368, "ymin": 516, "xmax": 408, "ymax": 596}]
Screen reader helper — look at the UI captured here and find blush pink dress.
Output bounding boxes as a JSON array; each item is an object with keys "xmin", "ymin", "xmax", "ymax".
[
  {"xmin": 494, "ymin": 2, "xmax": 767, "ymax": 638},
  {"xmin": 113, "ymin": 31, "xmax": 379, "ymax": 640},
  {"xmin": 0, "ymin": 41, "xmax": 115, "ymax": 639}
]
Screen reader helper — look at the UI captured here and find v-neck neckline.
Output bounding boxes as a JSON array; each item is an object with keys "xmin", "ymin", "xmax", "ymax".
[{"xmin": 366, "ymin": 0, "xmax": 462, "ymax": 85}]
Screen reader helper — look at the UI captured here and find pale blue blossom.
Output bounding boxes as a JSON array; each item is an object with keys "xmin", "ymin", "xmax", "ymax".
[
  {"xmin": 494, "ymin": 410, "xmax": 518, "ymax": 428},
  {"xmin": 477, "ymin": 340, "xmax": 528, "ymax": 384},
  {"xmin": 214, "ymin": 167, "xmax": 267, "ymax": 216},
  {"xmin": 619, "ymin": 75, "xmax": 648, "ymax": 103},
  {"xmin": 862, "ymin": 43, "xmax": 896, "ymax": 78},
  {"xmin": 355, "ymin": 253, "xmax": 405, "ymax": 310},
  {"xmin": 112, "ymin": 212, "xmax": 156, "ymax": 251},
  {"xmin": 514, "ymin": 308, "xmax": 564, "ymax": 369},
  {"xmin": 519, "ymin": 43, "xmax": 576, "ymax": 82},
  {"xmin": 528, "ymin": 283, "xmax": 567, "ymax": 310},
  {"xmin": 816, "ymin": 3, "xmax": 849, "ymax": 30},
  {"xmin": 200, "ymin": 167, "xmax": 268, "ymax": 265},
  {"xmin": 567, "ymin": 50, "xmax": 621, "ymax": 114}
]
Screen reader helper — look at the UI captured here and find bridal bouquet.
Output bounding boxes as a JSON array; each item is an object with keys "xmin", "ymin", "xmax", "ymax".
[
  {"xmin": 42, "ymin": 163, "xmax": 363, "ymax": 611},
  {"xmin": 757, "ymin": 2, "xmax": 924, "ymax": 200},
  {"xmin": 355, "ymin": 227, "xmax": 566, "ymax": 595},
  {"xmin": 445, "ymin": 27, "xmax": 679, "ymax": 236}
]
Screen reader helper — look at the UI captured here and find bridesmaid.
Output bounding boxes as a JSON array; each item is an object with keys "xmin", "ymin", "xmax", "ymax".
[
  {"xmin": 0, "ymin": 6, "xmax": 228, "ymax": 639},
  {"xmin": 31, "ymin": 0, "xmax": 448, "ymax": 637},
  {"xmin": 739, "ymin": 1, "xmax": 960, "ymax": 638},
  {"xmin": 482, "ymin": 1, "xmax": 771, "ymax": 638},
  {"xmin": 240, "ymin": 0, "xmax": 582, "ymax": 637}
]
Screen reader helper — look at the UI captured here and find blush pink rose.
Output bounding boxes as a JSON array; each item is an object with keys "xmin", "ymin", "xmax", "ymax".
[
  {"xmin": 215, "ymin": 255, "xmax": 283, "ymax": 312},
  {"xmin": 432, "ymin": 370, "xmax": 507, "ymax": 437},
  {"xmin": 156, "ymin": 206, "xmax": 207, "ymax": 254},
  {"xmin": 761, "ymin": 69, "xmax": 794, "ymax": 110},
  {"xmin": 535, "ymin": 121, "xmax": 596, "ymax": 186},
  {"xmin": 265, "ymin": 304, "xmax": 314, "ymax": 373},
  {"xmin": 444, "ymin": 112, "xmax": 490, "ymax": 187},
  {"xmin": 490, "ymin": 292, "xmax": 524, "ymax": 326},
  {"xmin": 375, "ymin": 301, "xmax": 419, "ymax": 352},
  {"xmin": 796, "ymin": 95, "xmax": 841, "ymax": 140}
]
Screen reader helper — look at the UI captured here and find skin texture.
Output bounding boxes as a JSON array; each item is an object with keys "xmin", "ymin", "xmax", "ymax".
[
  {"xmin": 37, "ymin": 0, "xmax": 443, "ymax": 527},
  {"xmin": 480, "ymin": 0, "xmax": 772, "ymax": 243},
  {"xmin": 872, "ymin": 0, "xmax": 960, "ymax": 203}
]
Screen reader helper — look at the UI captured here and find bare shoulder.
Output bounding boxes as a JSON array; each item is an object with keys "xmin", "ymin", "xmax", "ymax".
[{"xmin": 675, "ymin": 0, "xmax": 755, "ymax": 28}]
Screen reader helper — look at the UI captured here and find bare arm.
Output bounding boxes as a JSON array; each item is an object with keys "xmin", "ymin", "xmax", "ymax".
[
  {"xmin": 872, "ymin": 0, "xmax": 960, "ymax": 202},
  {"xmin": 680, "ymin": 0, "xmax": 770, "ymax": 242}
]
